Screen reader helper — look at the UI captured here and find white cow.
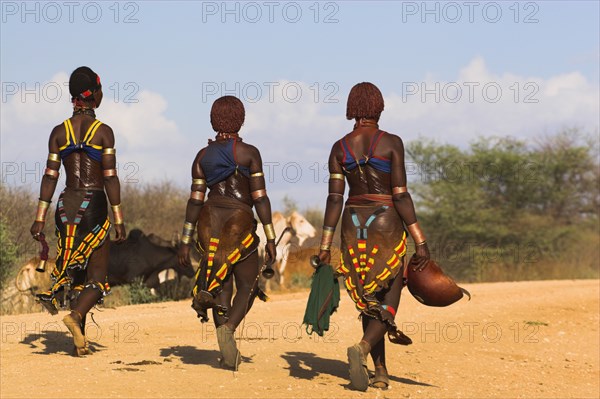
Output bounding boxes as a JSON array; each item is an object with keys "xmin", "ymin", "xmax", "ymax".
[{"xmin": 256, "ymin": 211, "xmax": 317, "ymax": 286}]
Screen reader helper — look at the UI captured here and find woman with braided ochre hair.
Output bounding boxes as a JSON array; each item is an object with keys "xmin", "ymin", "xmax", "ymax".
[
  {"xmin": 316, "ymin": 82, "xmax": 431, "ymax": 391},
  {"xmin": 178, "ymin": 95, "xmax": 276, "ymax": 370},
  {"xmin": 30, "ymin": 66, "xmax": 126, "ymax": 356}
]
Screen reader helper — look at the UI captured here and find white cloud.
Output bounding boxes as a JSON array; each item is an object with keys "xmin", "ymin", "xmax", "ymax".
[{"xmin": 382, "ymin": 56, "xmax": 599, "ymax": 145}]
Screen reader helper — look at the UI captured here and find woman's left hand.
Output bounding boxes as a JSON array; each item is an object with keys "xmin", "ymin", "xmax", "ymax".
[
  {"xmin": 412, "ymin": 242, "xmax": 431, "ymax": 271},
  {"xmin": 415, "ymin": 242, "xmax": 430, "ymax": 259},
  {"xmin": 178, "ymin": 243, "xmax": 191, "ymax": 268}
]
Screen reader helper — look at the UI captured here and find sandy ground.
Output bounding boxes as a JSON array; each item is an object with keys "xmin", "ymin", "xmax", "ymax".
[{"xmin": 1, "ymin": 279, "xmax": 598, "ymax": 399}]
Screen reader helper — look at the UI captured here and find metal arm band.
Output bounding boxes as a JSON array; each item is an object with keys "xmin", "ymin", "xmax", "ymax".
[
  {"xmin": 392, "ymin": 186, "xmax": 408, "ymax": 195},
  {"xmin": 250, "ymin": 172, "xmax": 264, "ymax": 178},
  {"xmin": 44, "ymin": 168, "xmax": 59, "ymax": 178},
  {"xmin": 35, "ymin": 200, "xmax": 51, "ymax": 222},
  {"xmin": 320, "ymin": 226, "xmax": 335, "ymax": 251},
  {"xmin": 407, "ymin": 222, "xmax": 426, "ymax": 246},
  {"xmin": 111, "ymin": 204, "xmax": 124, "ymax": 225},
  {"xmin": 251, "ymin": 189, "xmax": 267, "ymax": 200},
  {"xmin": 181, "ymin": 221, "xmax": 195, "ymax": 244},
  {"xmin": 329, "ymin": 192, "xmax": 344, "ymax": 197},
  {"xmin": 190, "ymin": 191, "xmax": 205, "ymax": 201},
  {"xmin": 263, "ymin": 223, "xmax": 276, "ymax": 241},
  {"xmin": 192, "ymin": 178, "xmax": 206, "ymax": 186},
  {"xmin": 329, "ymin": 173, "xmax": 344, "ymax": 181},
  {"xmin": 47, "ymin": 153, "xmax": 60, "ymax": 162},
  {"xmin": 182, "ymin": 222, "xmax": 195, "ymax": 234},
  {"xmin": 102, "ymin": 148, "xmax": 116, "ymax": 155},
  {"xmin": 103, "ymin": 169, "xmax": 117, "ymax": 177}
]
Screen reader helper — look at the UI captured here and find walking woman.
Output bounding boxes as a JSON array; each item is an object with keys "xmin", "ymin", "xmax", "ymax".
[
  {"xmin": 316, "ymin": 82, "xmax": 431, "ymax": 390},
  {"xmin": 31, "ymin": 66, "xmax": 126, "ymax": 356},
  {"xmin": 178, "ymin": 95, "xmax": 276, "ymax": 369}
]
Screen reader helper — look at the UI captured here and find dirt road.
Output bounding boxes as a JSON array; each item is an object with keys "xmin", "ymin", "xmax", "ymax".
[{"xmin": 1, "ymin": 280, "xmax": 598, "ymax": 398}]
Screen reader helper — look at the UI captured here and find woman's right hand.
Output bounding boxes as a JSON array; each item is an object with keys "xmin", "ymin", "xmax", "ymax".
[
  {"xmin": 265, "ymin": 240, "xmax": 277, "ymax": 266},
  {"xmin": 318, "ymin": 249, "xmax": 331, "ymax": 265},
  {"xmin": 30, "ymin": 221, "xmax": 45, "ymax": 241},
  {"xmin": 113, "ymin": 223, "xmax": 126, "ymax": 243}
]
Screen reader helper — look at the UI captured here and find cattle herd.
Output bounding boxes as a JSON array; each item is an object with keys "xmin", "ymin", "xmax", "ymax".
[{"xmin": 2, "ymin": 213, "xmax": 317, "ymax": 315}]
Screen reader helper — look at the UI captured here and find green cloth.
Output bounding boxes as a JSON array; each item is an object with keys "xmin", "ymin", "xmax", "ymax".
[{"xmin": 303, "ymin": 263, "xmax": 340, "ymax": 336}]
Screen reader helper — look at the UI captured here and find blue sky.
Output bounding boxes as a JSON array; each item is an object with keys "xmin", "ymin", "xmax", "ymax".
[{"xmin": 1, "ymin": 1, "xmax": 599, "ymax": 210}]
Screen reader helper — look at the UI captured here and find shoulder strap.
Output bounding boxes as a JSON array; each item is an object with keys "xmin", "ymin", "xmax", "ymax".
[
  {"xmin": 83, "ymin": 120, "xmax": 103, "ymax": 144},
  {"xmin": 342, "ymin": 137, "xmax": 357, "ymax": 160},
  {"xmin": 59, "ymin": 119, "xmax": 76, "ymax": 150},
  {"xmin": 338, "ymin": 139, "xmax": 347, "ymax": 164},
  {"xmin": 367, "ymin": 130, "xmax": 384, "ymax": 157}
]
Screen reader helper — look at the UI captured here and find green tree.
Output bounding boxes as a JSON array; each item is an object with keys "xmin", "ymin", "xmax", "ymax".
[{"xmin": 407, "ymin": 130, "xmax": 599, "ymax": 282}]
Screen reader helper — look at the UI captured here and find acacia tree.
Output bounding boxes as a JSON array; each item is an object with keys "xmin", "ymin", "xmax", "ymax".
[{"xmin": 406, "ymin": 130, "xmax": 599, "ymax": 281}]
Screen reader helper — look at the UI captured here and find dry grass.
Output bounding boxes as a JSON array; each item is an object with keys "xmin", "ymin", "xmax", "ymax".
[{"xmin": 2, "ymin": 182, "xmax": 598, "ymax": 315}]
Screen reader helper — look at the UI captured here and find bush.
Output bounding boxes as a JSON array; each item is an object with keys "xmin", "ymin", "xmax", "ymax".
[
  {"xmin": 288, "ymin": 272, "xmax": 312, "ymax": 289},
  {"xmin": 0, "ymin": 221, "xmax": 18, "ymax": 290},
  {"xmin": 407, "ymin": 130, "xmax": 600, "ymax": 282}
]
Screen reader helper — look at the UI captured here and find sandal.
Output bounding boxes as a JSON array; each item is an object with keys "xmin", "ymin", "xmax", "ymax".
[
  {"xmin": 63, "ymin": 311, "xmax": 87, "ymax": 356},
  {"xmin": 347, "ymin": 343, "xmax": 369, "ymax": 391},
  {"xmin": 216, "ymin": 325, "xmax": 240, "ymax": 370},
  {"xmin": 73, "ymin": 342, "xmax": 90, "ymax": 357},
  {"xmin": 370, "ymin": 366, "xmax": 389, "ymax": 390}
]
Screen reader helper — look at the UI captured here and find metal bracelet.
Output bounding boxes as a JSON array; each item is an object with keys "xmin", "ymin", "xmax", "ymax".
[
  {"xmin": 181, "ymin": 222, "xmax": 195, "ymax": 244},
  {"xmin": 250, "ymin": 172, "xmax": 264, "ymax": 178},
  {"xmin": 103, "ymin": 169, "xmax": 117, "ymax": 177},
  {"xmin": 329, "ymin": 173, "xmax": 344, "ymax": 181},
  {"xmin": 263, "ymin": 223, "xmax": 276, "ymax": 241},
  {"xmin": 47, "ymin": 153, "xmax": 60, "ymax": 162},
  {"xmin": 192, "ymin": 178, "xmax": 206, "ymax": 186},
  {"xmin": 102, "ymin": 148, "xmax": 116, "ymax": 155},
  {"xmin": 392, "ymin": 186, "xmax": 408, "ymax": 195},
  {"xmin": 407, "ymin": 222, "xmax": 426, "ymax": 245},
  {"xmin": 35, "ymin": 200, "xmax": 51, "ymax": 222},
  {"xmin": 111, "ymin": 204, "xmax": 124, "ymax": 225},
  {"xmin": 44, "ymin": 168, "xmax": 59, "ymax": 178},
  {"xmin": 251, "ymin": 189, "xmax": 267, "ymax": 200},
  {"xmin": 320, "ymin": 227, "xmax": 334, "ymax": 249},
  {"xmin": 182, "ymin": 221, "xmax": 195, "ymax": 235},
  {"xmin": 190, "ymin": 191, "xmax": 205, "ymax": 201}
]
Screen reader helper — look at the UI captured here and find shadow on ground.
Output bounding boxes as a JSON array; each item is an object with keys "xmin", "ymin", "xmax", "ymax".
[
  {"xmin": 281, "ymin": 351, "xmax": 437, "ymax": 388},
  {"xmin": 21, "ymin": 331, "xmax": 106, "ymax": 356},
  {"xmin": 160, "ymin": 345, "xmax": 253, "ymax": 368}
]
